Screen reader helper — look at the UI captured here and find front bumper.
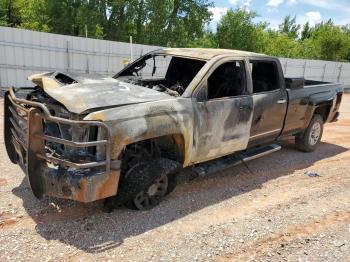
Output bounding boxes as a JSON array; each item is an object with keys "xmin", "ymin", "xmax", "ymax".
[{"xmin": 4, "ymin": 87, "xmax": 120, "ymax": 202}]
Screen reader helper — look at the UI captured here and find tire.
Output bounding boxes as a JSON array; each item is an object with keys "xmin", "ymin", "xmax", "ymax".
[
  {"xmin": 119, "ymin": 158, "xmax": 181, "ymax": 210},
  {"xmin": 295, "ymin": 114, "xmax": 324, "ymax": 152}
]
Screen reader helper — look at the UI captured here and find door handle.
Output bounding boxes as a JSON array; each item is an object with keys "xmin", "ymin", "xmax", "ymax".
[
  {"xmin": 254, "ymin": 115, "xmax": 264, "ymax": 123},
  {"xmin": 239, "ymin": 105, "xmax": 251, "ymax": 110},
  {"xmin": 277, "ymin": 99, "xmax": 287, "ymax": 104}
]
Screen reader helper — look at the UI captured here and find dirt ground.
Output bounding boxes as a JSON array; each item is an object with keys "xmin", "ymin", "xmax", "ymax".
[{"xmin": 0, "ymin": 94, "xmax": 349, "ymax": 262}]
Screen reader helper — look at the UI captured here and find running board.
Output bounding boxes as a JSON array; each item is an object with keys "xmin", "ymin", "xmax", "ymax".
[{"xmin": 193, "ymin": 144, "xmax": 282, "ymax": 177}]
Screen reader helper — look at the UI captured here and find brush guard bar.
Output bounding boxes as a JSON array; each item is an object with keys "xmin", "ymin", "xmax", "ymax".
[{"xmin": 4, "ymin": 87, "xmax": 120, "ymax": 202}]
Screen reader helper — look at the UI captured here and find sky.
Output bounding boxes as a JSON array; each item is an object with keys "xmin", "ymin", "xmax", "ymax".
[{"xmin": 210, "ymin": 0, "xmax": 350, "ymax": 30}]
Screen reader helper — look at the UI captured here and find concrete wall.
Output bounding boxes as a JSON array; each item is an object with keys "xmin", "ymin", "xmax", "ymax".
[
  {"xmin": 1, "ymin": 26, "xmax": 350, "ymax": 88},
  {"xmin": 279, "ymin": 58, "xmax": 350, "ymax": 89},
  {"xmin": 0, "ymin": 26, "xmax": 161, "ymax": 87}
]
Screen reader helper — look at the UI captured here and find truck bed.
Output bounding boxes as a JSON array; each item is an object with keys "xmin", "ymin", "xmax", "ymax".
[{"xmin": 282, "ymin": 79, "xmax": 343, "ymax": 137}]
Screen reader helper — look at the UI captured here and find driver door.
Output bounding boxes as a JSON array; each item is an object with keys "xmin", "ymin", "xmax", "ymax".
[{"xmin": 192, "ymin": 59, "xmax": 253, "ymax": 163}]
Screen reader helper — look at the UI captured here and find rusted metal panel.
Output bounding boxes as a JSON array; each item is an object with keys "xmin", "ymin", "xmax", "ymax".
[
  {"xmin": 27, "ymin": 108, "xmax": 46, "ymax": 198},
  {"xmin": 43, "ymin": 169, "xmax": 120, "ymax": 203}
]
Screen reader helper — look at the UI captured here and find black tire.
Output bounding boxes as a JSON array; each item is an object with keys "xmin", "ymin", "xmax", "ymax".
[
  {"xmin": 295, "ymin": 114, "xmax": 324, "ymax": 152},
  {"xmin": 119, "ymin": 158, "xmax": 181, "ymax": 210}
]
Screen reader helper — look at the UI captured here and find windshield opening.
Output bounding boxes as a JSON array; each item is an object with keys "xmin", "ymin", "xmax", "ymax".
[{"xmin": 115, "ymin": 54, "xmax": 206, "ymax": 97}]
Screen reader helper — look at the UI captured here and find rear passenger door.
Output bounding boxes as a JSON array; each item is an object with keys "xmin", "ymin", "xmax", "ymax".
[{"xmin": 249, "ymin": 59, "xmax": 288, "ymax": 144}]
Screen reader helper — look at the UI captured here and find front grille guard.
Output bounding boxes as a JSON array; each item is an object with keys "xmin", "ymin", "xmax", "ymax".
[{"xmin": 5, "ymin": 86, "xmax": 112, "ymax": 175}]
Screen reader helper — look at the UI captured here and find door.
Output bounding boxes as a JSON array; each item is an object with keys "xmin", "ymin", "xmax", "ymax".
[
  {"xmin": 192, "ymin": 59, "xmax": 253, "ymax": 163},
  {"xmin": 249, "ymin": 60, "xmax": 288, "ymax": 143}
]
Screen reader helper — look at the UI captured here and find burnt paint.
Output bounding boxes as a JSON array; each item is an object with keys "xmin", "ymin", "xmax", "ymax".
[
  {"xmin": 6, "ymin": 50, "xmax": 343, "ymax": 203},
  {"xmin": 192, "ymin": 96, "xmax": 253, "ymax": 163}
]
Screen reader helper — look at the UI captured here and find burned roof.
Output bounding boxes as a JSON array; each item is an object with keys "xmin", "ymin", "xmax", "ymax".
[{"xmin": 154, "ymin": 48, "xmax": 268, "ymax": 60}]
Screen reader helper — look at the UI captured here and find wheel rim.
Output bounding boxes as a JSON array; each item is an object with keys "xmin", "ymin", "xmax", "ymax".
[
  {"xmin": 133, "ymin": 174, "xmax": 168, "ymax": 210},
  {"xmin": 309, "ymin": 121, "xmax": 321, "ymax": 146}
]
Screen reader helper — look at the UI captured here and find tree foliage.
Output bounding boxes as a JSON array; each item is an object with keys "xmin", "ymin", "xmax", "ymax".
[
  {"xmin": 216, "ymin": 9, "xmax": 350, "ymax": 61},
  {"xmin": 0, "ymin": 0, "xmax": 22, "ymax": 27},
  {"xmin": 0, "ymin": 2, "xmax": 349, "ymax": 62},
  {"xmin": 301, "ymin": 22, "xmax": 313, "ymax": 40},
  {"xmin": 216, "ymin": 9, "xmax": 266, "ymax": 52},
  {"xmin": 279, "ymin": 15, "xmax": 300, "ymax": 39},
  {"xmin": 0, "ymin": 0, "xmax": 213, "ymax": 47}
]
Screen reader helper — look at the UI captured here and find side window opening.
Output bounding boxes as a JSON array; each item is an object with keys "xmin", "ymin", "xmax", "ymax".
[
  {"xmin": 165, "ymin": 57, "xmax": 206, "ymax": 93},
  {"xmin": 251, "ymin": 61, "xmax": 279, "ymax": 93},
  {"xmin": 207, "ymin": 61, "xmax": 246, "ymax": 100}
]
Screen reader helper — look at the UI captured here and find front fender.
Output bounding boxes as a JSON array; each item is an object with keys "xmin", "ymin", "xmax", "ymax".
[{"xmin": 84, "ymin": 99, "xmax": 194, "ymax": 165}]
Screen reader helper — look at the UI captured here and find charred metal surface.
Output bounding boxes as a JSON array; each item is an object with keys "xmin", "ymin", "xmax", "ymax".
[
  {"xmin": 84, "ymin": 97, "xmax": 195, "ymax": 165},
  {"xmin": 27, "ymin": 108, "xmax": 46, "ymax": 198},
  {"xmin": 4, "ymin": 92, "xmax": 19, "ymax": 164},
  {"xmin": 43, "ymin": 78, "xmax": 173, "ymax": 114},
  {"xmin": 155, "ymin": 48, "xmax": 265, "ymax": 60},
  {"xmin": 193, "ymin": 97, "xmax": 253, "ymax": 162},
  {"xmin": 4, "ymin": 87, "xmax": 119, "ymax": 202},
  {"xmin": 3, "ymin": 48, "xmax": 344, "ymax": 203},
  {"xmin": 43, "ymin": 169, "xmax": 120, "ymax": 203}
]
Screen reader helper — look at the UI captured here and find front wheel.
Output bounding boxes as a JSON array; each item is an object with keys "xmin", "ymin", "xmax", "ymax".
[
  {"xmin": 120, "ymin": 158, "xmax": 181, "ymax": 210},
  {"xmin": 295, "ymin": 114, "xmax": 324, "ymax": 152}
]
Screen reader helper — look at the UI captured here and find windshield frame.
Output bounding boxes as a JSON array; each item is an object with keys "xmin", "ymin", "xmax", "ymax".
[{"xmin": 113, "ymin": 50, "xmax": 208, "ymax": 79}]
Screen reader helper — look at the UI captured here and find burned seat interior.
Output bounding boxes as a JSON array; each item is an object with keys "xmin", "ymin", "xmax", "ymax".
[{"xmin": 116, "ymin": 54, "xmax": 206, "ymax": 96}]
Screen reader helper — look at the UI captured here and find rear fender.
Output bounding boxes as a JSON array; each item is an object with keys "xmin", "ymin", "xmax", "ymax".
[{"xmin": 304, "ymin": 91, "xmax": 336, "ymax": 128}]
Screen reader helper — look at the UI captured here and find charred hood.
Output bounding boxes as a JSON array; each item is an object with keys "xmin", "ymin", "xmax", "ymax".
[{"xmin": 28, "ymin": 72, "xmax": 173, "ymax": 114}]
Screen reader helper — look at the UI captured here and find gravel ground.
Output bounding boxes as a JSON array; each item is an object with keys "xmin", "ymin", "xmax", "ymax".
[{"xmin": 0, "ymin": 94, "xmax": 350, "ymax": 262}]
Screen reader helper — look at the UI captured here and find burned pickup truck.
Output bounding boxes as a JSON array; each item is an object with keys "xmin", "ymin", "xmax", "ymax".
[{"xmin": 4, "ymin": 48, "xmax": 343, "ymax": 211}]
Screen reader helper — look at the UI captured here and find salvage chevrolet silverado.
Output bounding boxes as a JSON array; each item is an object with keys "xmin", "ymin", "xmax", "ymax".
[{"xmin": 4, "ymin": 48, "xmax": 343, "ymax": 211}]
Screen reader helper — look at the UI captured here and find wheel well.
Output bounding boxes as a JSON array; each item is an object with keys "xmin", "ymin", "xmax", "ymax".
[
  {"xmin": 120, "ymin": 135, "xmax": 185, "ymax": 174},
  {"xmin": 314, "ymin": 105, "xmax": 331, "ymax": 122}
]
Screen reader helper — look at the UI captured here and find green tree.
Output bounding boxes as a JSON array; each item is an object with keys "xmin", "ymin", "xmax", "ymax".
[
  {"xmin": 19, "ymin": 0, "xmax": 50, "ymax": 32},
  {"xmin": 261, "ymin": 30, "xmax": 300, "ymax": 58},
  {"xmin": 301, "ymin": 22, "xmax": 313, "ymax": 40},
  {"xmin": 145, "ymin": 0, "xmax": 213, "ymax": 47},
  {"xmin": 216, "ymin": 9, "xmax": 266, "ymax": 52},
  {"xmin": 0, "ymin": 0, "xmax": 22, "ymax": 27},
  {"xmin": 279, "ymin": 15, "xmax": 301, "ymax": 39},
  {"xmin": 188, "ymin": 30, "xmax": 217, "ymax": 48},
  {"xmin": 311, "ymin": 21, "xmax": 348, "ymax": 61},
  {"xmin": 2, "ymin": 1, "xmax": 350, "ymax": 62}
]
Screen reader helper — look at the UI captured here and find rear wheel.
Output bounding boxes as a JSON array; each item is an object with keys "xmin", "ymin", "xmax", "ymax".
[{"xmin": 295, "ymin": 114, "xmax": 324, "ymax": 152}]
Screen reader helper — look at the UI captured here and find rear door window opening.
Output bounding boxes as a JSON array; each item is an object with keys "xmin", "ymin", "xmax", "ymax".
[{"xmin": 250, "ymin": 61, "xmax": 280, "ymax": 93}]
